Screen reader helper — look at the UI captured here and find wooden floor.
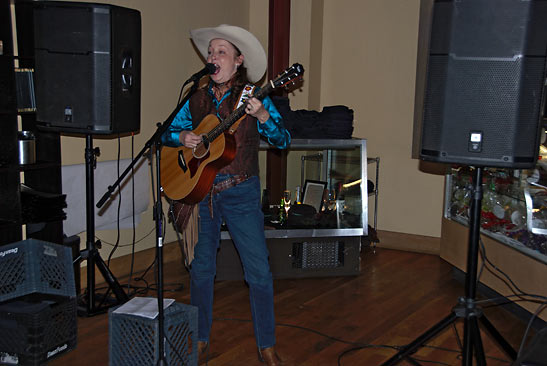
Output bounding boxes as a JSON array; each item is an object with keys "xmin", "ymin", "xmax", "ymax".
[{"xmin": 49, "ymin": 247, "xmax": 532, "ymax": 366}]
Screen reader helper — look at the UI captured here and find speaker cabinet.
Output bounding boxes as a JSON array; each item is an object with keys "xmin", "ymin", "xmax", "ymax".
[
  {"xmin": 33, "ymin": 1, "xmax": 141, "ymax": 135},
  {"xmin": 420, "ymin": 0, "xmax": 547, "ymax": 168}
]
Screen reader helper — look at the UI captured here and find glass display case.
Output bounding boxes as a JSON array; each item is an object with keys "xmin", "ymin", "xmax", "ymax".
[
  {"xmin": 445, "ymin": 165, "xmax": 547, "ymax": 264},
  {"xmin": 217, "ymin": 139, "xmax": 368, "ymax": 280},
  {"xmin": 221, "ymin": 138, "xmax": 368, "ymax": 240}
]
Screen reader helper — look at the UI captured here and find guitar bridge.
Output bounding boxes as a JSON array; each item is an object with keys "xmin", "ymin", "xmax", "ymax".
[{"xmin": 177, "ymin": 150, "xmax": 188, "ymax": 172}]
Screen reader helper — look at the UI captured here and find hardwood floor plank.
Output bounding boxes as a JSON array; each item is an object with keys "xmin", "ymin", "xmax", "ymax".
[{"xmin": 46, "ymin": 248, "xmax": 535, "ymax": 366}]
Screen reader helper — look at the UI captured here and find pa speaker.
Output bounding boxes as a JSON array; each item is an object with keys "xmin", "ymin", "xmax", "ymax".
[
  {"xmin": 33, "ymin": 1, "xmax": 141, "ymax": 135},
  {"xmin": 419, "ymin": 0, "xmax": 547, "ymax": 168}
]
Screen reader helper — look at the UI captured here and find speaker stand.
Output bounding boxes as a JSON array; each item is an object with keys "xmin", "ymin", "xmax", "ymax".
[
  {"xmin": 382, "ymin": 167, "xmax": 518, "ymax": 366},
  {"xmin": 78, "ymin": 134, "xmax": 129, "ymax": 317}
]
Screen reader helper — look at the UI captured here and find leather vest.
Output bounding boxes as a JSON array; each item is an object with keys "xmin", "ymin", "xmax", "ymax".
[{"xmin": 188, "ymin": 87, "xmax": 260, "ymax": 177}]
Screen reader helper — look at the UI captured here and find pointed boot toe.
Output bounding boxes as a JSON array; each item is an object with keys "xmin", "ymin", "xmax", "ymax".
[
  {"xmin": 197, "ymin": 341, "xmax": 209, "ymax": 365},
  {"xmin": 258, "ymin": 346, "xmax": 284, "ymax": 366}
]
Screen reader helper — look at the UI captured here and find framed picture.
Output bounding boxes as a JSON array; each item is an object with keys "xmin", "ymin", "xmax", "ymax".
[{"xmin": 302, "ymin": 180, "xmax": 327, "ymax": 212}]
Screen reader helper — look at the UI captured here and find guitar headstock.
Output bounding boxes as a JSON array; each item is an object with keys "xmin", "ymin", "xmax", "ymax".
[{"xmin": 271, "ymin": 63, "xmax": 304, "ymax": 90}]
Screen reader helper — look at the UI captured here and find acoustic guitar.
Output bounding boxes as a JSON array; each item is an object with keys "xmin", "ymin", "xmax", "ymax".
[{"xmin": 160, "ymin": 63, "xmax": 304, "ymax": 203}]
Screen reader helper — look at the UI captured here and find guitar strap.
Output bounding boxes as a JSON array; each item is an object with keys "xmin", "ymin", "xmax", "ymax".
[{"xmin": 228, "ymin": 84, "xmax": 255, "ymax": 134}]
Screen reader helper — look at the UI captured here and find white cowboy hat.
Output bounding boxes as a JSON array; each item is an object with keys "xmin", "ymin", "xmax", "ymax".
[{"xmin": 190, "ymin": 24, "xmax": 267, "ymax": 83}]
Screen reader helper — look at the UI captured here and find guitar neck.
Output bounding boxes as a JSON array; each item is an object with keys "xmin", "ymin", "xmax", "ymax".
[{"xmin": 208, "ymin": 82, "xmax": 274, "ymax": 141}]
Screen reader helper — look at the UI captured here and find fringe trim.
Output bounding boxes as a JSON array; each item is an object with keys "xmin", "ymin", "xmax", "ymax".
[{"xmin": 171, "ymin": 201, "xmax": 199, "ymax": 266}]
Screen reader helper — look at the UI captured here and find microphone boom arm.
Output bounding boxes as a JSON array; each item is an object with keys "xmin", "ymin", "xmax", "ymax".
[{"xmin": 97, "ymin": 73, "xmax": 203, "ymax": 208}]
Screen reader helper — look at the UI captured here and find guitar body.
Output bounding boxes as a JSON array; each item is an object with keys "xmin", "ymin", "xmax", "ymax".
[
  {"xmin": 160, "ymin": 114, "xmax": 237, "ymax": 203},
  {"xmin": 160, "ymin": 63, "xmax": 304, "ymax": 203}
]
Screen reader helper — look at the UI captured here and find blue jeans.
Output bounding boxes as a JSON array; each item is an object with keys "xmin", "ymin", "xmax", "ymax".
[{"xmin": 190, "ymin": 175, "xmax": 276, "ymax": 349}]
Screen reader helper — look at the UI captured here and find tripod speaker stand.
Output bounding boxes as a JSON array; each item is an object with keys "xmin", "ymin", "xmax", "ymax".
[
  {"xmin": 382, "ymin": 167, "xmax": 517, "ymax": 366},
  {"xmin": 78, "ymin": 134, "xmax": 129, "ymax": 316}
]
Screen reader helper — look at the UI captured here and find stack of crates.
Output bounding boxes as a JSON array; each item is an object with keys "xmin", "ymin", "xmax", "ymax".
[{"xmin": 0, "ymin": 239, "xmax": 77, "ymax": 365}]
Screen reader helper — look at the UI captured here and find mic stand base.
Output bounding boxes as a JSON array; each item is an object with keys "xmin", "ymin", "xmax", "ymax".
[{"xmin": 77, "ymin": 246, "xmax": 130, "ymax": 317}]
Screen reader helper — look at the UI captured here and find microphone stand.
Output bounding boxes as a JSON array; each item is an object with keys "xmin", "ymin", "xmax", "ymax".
[
  {"xmin": 97, "ymin": 77, "xmax": 201, "ymax": 366},
  {"xmin": 79, "ymin": 134, "xmax": 130, "ymax": 317}
]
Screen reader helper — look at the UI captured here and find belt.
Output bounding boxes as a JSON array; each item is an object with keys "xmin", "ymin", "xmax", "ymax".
[{"xmin": 208, "ymin": 174, "xmax": 250, "ymax": 217}]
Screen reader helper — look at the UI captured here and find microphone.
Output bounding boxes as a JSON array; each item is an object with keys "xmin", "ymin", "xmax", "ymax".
[{"xmin": 185, "ymin": 63, "xmax": 216, "ymax": 84}]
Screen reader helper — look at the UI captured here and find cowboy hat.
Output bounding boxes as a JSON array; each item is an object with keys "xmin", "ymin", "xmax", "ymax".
[{"xmin": 190, "ymin": 24, "xmax": 267, "ymax": 83}]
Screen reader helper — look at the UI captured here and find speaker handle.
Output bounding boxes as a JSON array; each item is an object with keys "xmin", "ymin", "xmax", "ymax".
[{"xmin": 121, "ymin": 51, "xmax": 134, "ymax": 92}]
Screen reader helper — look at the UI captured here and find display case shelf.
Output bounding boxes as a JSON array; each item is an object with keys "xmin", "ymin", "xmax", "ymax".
[
  {"xmin": 0, "ymin": 161, "xmax": 60, "ymax": 173},
  {"xmin": 445, "ymin": 166, "xmax": 547, "ymax": 264}
]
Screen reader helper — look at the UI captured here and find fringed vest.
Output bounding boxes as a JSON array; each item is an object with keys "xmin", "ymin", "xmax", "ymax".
[{"xmin": 188, "ymin": 87, "xmax": 260, "ymax": 177}]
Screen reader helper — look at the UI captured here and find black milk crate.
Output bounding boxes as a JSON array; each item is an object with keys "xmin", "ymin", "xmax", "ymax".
[
  {"xmin": 109, "ymin": 302, "xmax": 198, "ymax": 366},
  {"xmin": 0, "ymin": 239, "xmax": 76, "ymax": 303},
  {"xmin": 0, "ymin": 294, "xmax": 77, "ymax": 365}
]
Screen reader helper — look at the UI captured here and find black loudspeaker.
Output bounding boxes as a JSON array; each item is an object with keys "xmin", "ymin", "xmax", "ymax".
[
  {"xmin": 420, "ymin": 0, "xmax": 547, "ymax": 168},
  {"xmin": 33, "ymin": 1, "xmax": 141, "ymax": 135}
]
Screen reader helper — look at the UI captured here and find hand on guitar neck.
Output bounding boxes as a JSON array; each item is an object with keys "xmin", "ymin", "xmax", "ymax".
[{"xmin": 244, "ymin": 97, "xmax": 270, "ymax": 123}]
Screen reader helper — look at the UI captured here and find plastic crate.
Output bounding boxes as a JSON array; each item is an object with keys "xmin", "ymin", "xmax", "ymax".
[
  {"xmin": 0, "ymin": 239, "xmax": 76, "ymax": 303},
  {"xmin": 0, "ymin": 294, "xmax": 77, "ymax": 365},
  {"xmin": 109, "ymin": 302, "xmax": 198, "ymax": 366}
]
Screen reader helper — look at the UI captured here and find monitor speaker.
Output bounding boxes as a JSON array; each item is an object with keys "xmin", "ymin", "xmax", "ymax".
[
  {"xmin": 419, "ymin": 0, "xmax": 547, "ymax": 168},
  {"xmin": 33, "ymin": 1, "xmax": 141, "ymax": 135}
]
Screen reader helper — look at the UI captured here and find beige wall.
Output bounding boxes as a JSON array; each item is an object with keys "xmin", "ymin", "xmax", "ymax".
[
  {"xmin": 290, "ymin": 0, "xmax": 445, "ymax": 237},
  {"xmin": 57, "ymin": 0, "xmax": 445, "ymax": 262}
]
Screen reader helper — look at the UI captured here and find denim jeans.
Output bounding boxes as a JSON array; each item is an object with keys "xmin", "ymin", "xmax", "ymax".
[{"xmin": 190, "ymin": 175, "xmax": 276, "ymax": 349}]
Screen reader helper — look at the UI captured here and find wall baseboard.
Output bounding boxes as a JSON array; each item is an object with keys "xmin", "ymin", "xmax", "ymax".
[
  {"xmin": 372, "ymin": 230, "xmax": 440, "ymax": 255},
  {"xmin": 80, "ymin": 230, "xmax": 441, "ymax": 290}
]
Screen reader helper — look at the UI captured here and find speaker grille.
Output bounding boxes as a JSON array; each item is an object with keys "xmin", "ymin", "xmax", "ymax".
[
  {"xmin": 420, "ymin": 0, "xmax": 547, "ymax": 168},
  {"xmin": 422, "ymin": 56, "xmax": 546, "ymax": 166},
  {"xmin": 292, "ymin": 241, "xmax": 345, "ymax": 269}
]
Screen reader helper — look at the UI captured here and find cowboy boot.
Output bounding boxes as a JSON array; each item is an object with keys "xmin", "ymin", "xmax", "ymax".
[
  {"xmin": 197, "ymin": 341, "xmax": 209, "ymax": 365},
  {"xmin": 258, "ymin": 346, "xmax": 284, "ymax": 366}
]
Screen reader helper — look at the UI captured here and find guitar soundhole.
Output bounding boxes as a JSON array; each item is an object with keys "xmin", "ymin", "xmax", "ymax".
[{"xmin": 193, "ymin": 136, "xmax": 210, "ymax": 159}]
